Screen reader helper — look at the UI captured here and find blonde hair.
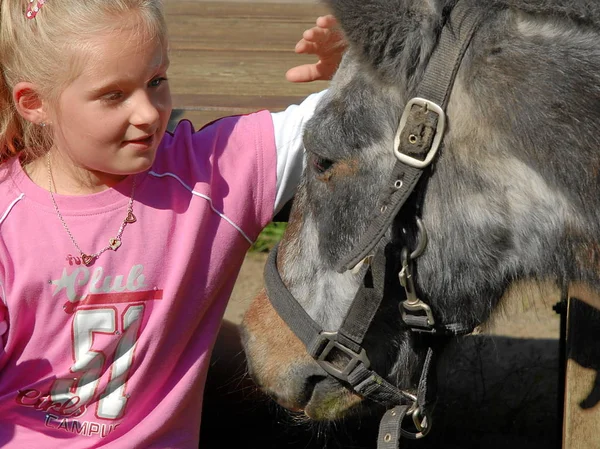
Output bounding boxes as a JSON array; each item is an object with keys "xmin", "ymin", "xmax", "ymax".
[{"xmin": 0, "ymin": 0, "xmax": 166, "ymax": 164}]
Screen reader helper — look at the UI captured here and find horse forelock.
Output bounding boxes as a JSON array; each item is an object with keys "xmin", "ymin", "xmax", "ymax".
[{"xmin": 304, "ymin": 56, "xmax": 399, "ymax": 162}]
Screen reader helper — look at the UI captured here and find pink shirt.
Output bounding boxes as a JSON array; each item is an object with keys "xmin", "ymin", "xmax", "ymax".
[{"xmin": 0, "ymin": 111, "xmax": 279, "ymax": 448}]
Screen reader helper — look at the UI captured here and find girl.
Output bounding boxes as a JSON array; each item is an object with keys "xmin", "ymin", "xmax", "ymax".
[{"xmin": 0, "ymin": 1, "xmax": 344, "ymax": 447}]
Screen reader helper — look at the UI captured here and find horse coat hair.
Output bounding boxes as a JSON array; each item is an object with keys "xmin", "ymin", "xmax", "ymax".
[
  {"xmin": 241, "ymin": 0, "xmax": 600, "ymax": 426},
  {"xmin": 301, "ymin": 0, "xmax": 600, "ymax": 328}
]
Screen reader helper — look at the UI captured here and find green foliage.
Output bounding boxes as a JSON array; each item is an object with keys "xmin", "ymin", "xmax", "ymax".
[{"xmin": 250, "ymin": 222, "xmax": 287, "ymax": 252}]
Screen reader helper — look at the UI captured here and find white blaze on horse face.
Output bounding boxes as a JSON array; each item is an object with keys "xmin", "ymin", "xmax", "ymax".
[
  {"xmin": 282, "ymin": 216, "xmax": 361, "ymax": 330},
  {"xmin": 423, "ymin": 148, "xmax": 576, "ymax": 279},
  {"xmin": 443, "ymin": 78, "xmax": 576, "ymax": 244}
]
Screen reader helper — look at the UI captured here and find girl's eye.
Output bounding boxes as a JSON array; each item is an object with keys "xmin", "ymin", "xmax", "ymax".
[
  {"xmin": 103, "ymin": 91, "xmax": 124, "ymax": 102},
  {"xmin": 149, "ymin": 77, "xmax": 168, "ymax": 88},
  {"xmin": 313, "ymin": 156, "xmax": 335, "ymax": 174}
]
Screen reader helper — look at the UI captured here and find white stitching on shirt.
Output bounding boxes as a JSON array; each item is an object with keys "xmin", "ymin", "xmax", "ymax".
[
  {"xmin": 148, "ymin": 171, "xmax": 254, "ymax": 245},
  {"xmin": 0, "ymin": 279, "xmax": 6, "ymax": 308},
  {"xmin": 0, "ymin": 194, "xmax": 25, "ymax": 226},
  {"xmin": 0, "ymin": 195, "xmax": 24, "ymax": 312}
]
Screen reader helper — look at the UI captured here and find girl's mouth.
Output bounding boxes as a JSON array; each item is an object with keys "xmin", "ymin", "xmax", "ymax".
[{"xmin": 124, "ymin": 135, "xmax": 154, "ymax": 149}]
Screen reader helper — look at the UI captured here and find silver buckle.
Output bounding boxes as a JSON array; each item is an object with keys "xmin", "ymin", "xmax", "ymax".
[{"xmin": 393, "ymin": 97, "xmax": 446, "ymax": 169}]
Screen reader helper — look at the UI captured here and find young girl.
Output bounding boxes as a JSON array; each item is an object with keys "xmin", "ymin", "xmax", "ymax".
[{"xmin": 0, "ymin": 1, "xmax": 344, "ymax": 447}]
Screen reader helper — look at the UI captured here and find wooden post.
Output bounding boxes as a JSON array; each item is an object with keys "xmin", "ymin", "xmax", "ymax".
[{"xmin": 562, "ymin": 296, "xmax": 600, "ymax": 449}]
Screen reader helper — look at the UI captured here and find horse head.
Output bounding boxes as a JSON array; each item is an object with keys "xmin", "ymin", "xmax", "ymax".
[{"xmin": 241, "ymin": 0, "xmax": 600, "ymax": 432}]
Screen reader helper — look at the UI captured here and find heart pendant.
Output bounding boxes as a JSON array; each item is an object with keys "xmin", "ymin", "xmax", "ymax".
[
  {"xmin": 125, "ymin": 211, "xmax": 137, "ymax": 224},
  {"xmin": 81, "ymin": 254, "xmax": 95, "ymax": 266},
  {"xmin": 109, "ymin": 238, "xmax": 122, "ymax": 251}
]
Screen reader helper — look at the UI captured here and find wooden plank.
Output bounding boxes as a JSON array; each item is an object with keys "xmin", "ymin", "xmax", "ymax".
[
  {"xmin": 170, "ymin": 93, "xmax": 308, "ymax": 110},
  {"xmin": 563, "ymin": 297, "xmax": 600, "ymax": 449},
  {"xmin": 168, "ymin": 19, "xmax": 324, "ymax": 51},
  {"xmin": 168, "ymin": 50, "xmax": 328, "ymax": 97},
  {"xmin": 165, "ymin": 1, "xmax": 328, "ymax": 20},
  {"xmin": 165, "ymin": 1, "xmax": 330, "ymax": 126}
]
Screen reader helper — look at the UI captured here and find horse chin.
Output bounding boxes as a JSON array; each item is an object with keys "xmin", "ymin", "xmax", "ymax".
[{"xmin": 302, "ymin": 384, "xmax": 364, "ymax": 421}]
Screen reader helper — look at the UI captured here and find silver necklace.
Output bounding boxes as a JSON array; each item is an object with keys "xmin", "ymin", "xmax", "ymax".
[{"xmin": 47, "ymin": 153, "xmax": 137, "ymax": 266}]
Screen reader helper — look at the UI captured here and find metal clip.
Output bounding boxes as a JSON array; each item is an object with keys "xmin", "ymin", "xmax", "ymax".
[
  {"xmin": 409, "ymin": 219, "xmax": 428, "ymax": 260},
  {"xmin": 399, "ymin": 253, "xmax": 420, "ymax": 306},
  {"xmin": 399, "ymin": 242, "xmax": 435, "ymax": 328}
]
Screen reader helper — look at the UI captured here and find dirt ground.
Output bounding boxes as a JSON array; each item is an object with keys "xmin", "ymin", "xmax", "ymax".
[{"xmin": 200, "ymin": 252, "xmax": 564, "ymax": 449}]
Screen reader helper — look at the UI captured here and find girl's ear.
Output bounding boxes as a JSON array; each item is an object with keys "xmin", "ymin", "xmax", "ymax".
[{"xmin": 13, "ymin": 82, "xmax": 47, "ymax": 125}]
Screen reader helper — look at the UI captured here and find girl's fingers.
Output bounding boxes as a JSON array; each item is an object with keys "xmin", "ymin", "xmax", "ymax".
[
  {"xmin": 288, "ymin": 15, "xmax": 345, "ymax": 82},
  {"xmin": 286, "ymin": 64, "xmax": 319, "ymax": 83},
  {"xmin": 294, "ymin": 40, "xmax": 319, "ymax": 55},
  {"xmin": 286, "ymin": 60, "xmax": 337, "ymax": 83},
  {"xmin": 303, "ymin": 26, "xmax": 331, "ymax": 43},
  {"xmin": 315, "ymin": 15, "xmax": 337, "ymax": 29},
  {"xmin": 296, "ymin": 27, "xmax": 344, "ymax": 55},
  {"xmin": 296, "ymin": 39, "xmax": 346, "ymax": 58},
  {"xmin": 285, "ymin": 64, "xmax": 310, "ymax": 83},
  {"xmin": 302, "ymin": 15, "xmax": 339, "ymax": 43}
]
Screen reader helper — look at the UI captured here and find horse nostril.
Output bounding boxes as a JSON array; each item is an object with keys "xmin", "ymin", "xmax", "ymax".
[{"xmin": 297, "ymin": 373, "xmax": 328, "ymax": 407}]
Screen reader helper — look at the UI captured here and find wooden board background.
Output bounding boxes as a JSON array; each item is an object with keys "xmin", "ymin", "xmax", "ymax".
[{"xmin": 164, "ymin": 0, "xmax": 330, "ymax": 129}]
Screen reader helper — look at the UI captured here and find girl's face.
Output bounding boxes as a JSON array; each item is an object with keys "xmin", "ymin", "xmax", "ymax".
[{"xmin": 49, "ymin": 17, "xmax": 171, "ymax": 187}]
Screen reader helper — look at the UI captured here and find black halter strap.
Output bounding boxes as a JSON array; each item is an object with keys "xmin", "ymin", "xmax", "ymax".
[
  {"xmin": 336, "ymin": 2, "xmax": 484, "ymax": 274},
  {"xmin": 263, "ymin": 2, "xmax": 484, "ymax": 448},
  {"xmin": 265, "ymin": 244, "xmax": 418, "ymax": 405}
]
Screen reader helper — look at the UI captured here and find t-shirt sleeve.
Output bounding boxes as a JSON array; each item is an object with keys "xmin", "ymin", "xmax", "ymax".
[
  {"xmin": 157, "ymin": 91, "xmax": 326, "ymax": 242},
  {"xmin": 271, "ymin": 90, "xmax": 328, "ymax": 214},
  {"xmin": 157, "ymin": 110, "xmax": 278, "ymax": 242}
]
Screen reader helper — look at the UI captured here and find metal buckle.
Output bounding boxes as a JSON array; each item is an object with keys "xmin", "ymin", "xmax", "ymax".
[
  {"xmin": 400, "ymin": 404, "xmax": 432, "ymax": 439},
  {"xmin": 315, "ymin": 331, "xmax": 371, "ymax": 382},
  {"xmin": 393, "ymin": 97, "xmax": 446, "ymax": 169}
]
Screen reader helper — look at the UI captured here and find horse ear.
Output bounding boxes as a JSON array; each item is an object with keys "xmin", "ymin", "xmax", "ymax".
[{"xmin": 324, "ymin": 0, "xmax": 445, "ymax": 84}]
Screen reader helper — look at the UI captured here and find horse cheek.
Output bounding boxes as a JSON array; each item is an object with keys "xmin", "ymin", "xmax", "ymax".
[{"xmin": 241, "ymin": 289, "xmax": 315, "ymax": 390}]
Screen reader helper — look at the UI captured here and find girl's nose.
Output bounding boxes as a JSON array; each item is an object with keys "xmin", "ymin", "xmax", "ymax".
[{"xmin": 130, "ymin": 92, "xmax": 160, "ymax": 127}]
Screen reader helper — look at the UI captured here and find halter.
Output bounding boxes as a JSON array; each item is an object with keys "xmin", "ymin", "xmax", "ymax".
[{"xmin": 264, "ymin": 3, "xmax": 484, "ymax": 447}]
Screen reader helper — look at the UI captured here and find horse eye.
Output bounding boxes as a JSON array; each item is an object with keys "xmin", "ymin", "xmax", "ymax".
[{"xmin": 313, "ymin": 157, "xmax": 335, "ymax": 174}]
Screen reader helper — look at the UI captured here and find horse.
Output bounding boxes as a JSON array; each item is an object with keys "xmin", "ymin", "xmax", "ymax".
[{"xmin": 241, "ymin": 0, "xmax": 600, "ymax": 445}]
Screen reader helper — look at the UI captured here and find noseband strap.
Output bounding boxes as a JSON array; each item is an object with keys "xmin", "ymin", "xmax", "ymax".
[
  {"xmin": 263, "ymin": 2, "xmax": 484, "ymax": 448},
  {"xmin": 264, "ymin": 245, "xmax": 417, "ymax": 405}
]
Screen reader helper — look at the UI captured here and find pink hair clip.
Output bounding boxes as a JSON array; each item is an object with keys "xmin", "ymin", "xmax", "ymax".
[{"xmin": 26, "ymin": 0, "xmax": 46, "ymax": 19}]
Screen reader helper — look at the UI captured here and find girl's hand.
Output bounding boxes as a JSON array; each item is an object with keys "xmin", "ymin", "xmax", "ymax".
[{"xmin": 286, "ymin": 15, "xmax": 347, "ymax": 83}]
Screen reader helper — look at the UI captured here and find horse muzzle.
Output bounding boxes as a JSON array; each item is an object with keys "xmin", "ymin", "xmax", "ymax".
[{"xmin": 241, "ymin": 289, "xmax": 364, "ymax": 420}]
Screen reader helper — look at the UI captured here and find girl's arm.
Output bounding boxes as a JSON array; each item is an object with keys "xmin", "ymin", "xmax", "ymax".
[{"xmin": 271, "ymin": 90, "xmax": 327, "ymax": 214}]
